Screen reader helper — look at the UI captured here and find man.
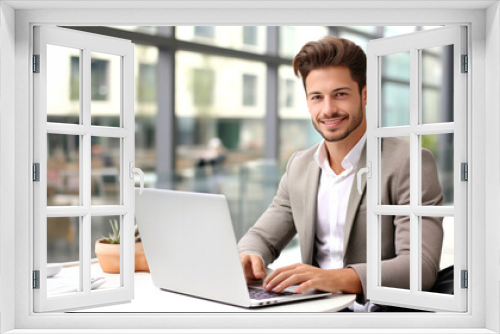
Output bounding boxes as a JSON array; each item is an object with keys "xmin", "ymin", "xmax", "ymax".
[{"xmin": 237, "ymin": 36, "xmax": 444, "ymax": 310}]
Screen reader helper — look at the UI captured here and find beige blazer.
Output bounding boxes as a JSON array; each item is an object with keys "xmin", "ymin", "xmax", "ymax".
[{"xmin": 238, "ymin": 137, "xmax": 444, "ymax": 303}]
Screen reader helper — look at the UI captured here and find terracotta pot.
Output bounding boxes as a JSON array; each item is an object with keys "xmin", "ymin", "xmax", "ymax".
[
  {"xmin": 95, "ymin": 240, "xmax": 149, "ymax": 274},
  {"xmin": 134, "ymin": 241, "xmax": 150, "ymax": 272}
]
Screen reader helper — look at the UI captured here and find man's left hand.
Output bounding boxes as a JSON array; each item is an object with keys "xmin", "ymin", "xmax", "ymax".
[{"xmin": 263, "ymin": 263, "xmax": 362, "ymax": 294}]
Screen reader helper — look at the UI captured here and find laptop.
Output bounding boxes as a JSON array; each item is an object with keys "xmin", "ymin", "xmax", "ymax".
[{"xmin": 135, "ymin": 188, "xmax": 332, "ymax": 308}]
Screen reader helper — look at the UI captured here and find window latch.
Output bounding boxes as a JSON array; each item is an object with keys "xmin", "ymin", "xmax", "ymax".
[
  {"xmin": 356, "ymin": 161, "xmax": 372, "ymax": 195},
  {"xmin": 130, "ymin": 162, "xmax": 144, "ymax": 195}
]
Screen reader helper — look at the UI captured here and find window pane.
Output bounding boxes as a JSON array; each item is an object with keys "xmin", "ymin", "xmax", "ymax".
[
  {"xmin": 383, "ymin": 26, "xmax": 417, "ymax": 37},
  {"xmin": 278, "ymin": 65, "xmax": 322, "ymax": 169},
  {"xmin": 91, "ymin": 137, "xmax": 121, "ymax": 205},
  {"xmin": 346, "ymin": 26, "xmax": 378, "ymax": 34},
  {"xmin": 422, "ymin": 45, "xmax": 454, "ymax": 124},
  {"xmin": 338, "ymin": 31, "xmax": 370, "ymax": 51},
  {"xmin": 92, "ymin": 216, "xmax": 122, "ymax": 290},
  {"xmin": 421, "ymin": 216, "xmax": 452, "ymax": 295},
  {"xmin": 109, "ymin": 26, "xmax": 158, "ymax": 35},
  {"xmin": 91, "ymin": 52, "xmax": 121, "ymax": 127},
  {"xmin": 176, "ymin": 26, "xmax": 267, "ymax": 54},
  {"xmin": 47, "ymin": 44, "xmax": 80, "ymax": 124},
  {"xmin": 279, "ymin": 26, "xmax": 329, "ymax": 58},
  {"xmin": 135, "ymin": 45, "xmax": 159, "ymax": 173},
  {"xmin": 175, "ymin": 51, "xmax": 266, "ymax": 192},
  {"xmin": 47, "ymin": 134, "xmax": 80, "ymax": 206},
  {"xmin": 47, "ymin": 217, "xmax": 80, "ymax": 296},
  {"xmin": 381, "ymin": 52, "xmax": 410, "ymax": 127},
  {"xmin": 380, "ymin": 214, "xmax": 410, "ymax": 291},
  {"xmin": 421, "ymin": 134, "xmax": 454, "ymax": 206},
  {"xmin": 380, "ymin": 137, "xmax": 410, "ymax": 205}
]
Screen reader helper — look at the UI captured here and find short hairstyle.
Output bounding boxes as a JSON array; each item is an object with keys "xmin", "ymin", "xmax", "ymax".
[{"xmin": 292, "ymin": 36, "xmax": 366, "ymax": 93}]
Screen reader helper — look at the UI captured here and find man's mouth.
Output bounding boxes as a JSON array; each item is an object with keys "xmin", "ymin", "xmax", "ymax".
[{"xmin": 321, "ymin": 118, "xmax": 345, "ymax": 127}]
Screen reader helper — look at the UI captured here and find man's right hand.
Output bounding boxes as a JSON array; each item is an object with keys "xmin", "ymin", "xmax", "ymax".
[{"xmin": 240, "ymin": 253, "xmax": 266, "ymax": 282}]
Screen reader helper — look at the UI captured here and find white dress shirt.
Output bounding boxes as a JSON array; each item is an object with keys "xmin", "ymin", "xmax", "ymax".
[
  {"xmin": 313, "ymin": 133, "xmax": 366, "ymax": 270},
  {"xmin": 313, "ymin": 134, "xmax": 376, "ymax": 312}
]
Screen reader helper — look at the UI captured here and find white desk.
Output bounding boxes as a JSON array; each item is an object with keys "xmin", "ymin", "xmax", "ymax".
[{"xmin": 76, "ymin": 270, "xmax": 355, "ymax": 313}]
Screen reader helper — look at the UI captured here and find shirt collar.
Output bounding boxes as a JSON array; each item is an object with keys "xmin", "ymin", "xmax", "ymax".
[{"xmin": 313, "ymin": 133, "xmax": 367, "ymax": 176}]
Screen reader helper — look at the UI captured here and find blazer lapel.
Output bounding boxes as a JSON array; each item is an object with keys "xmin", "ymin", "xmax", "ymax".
[
  {"xmin": 343, "ymin": 143, "xmax": 367, "ymax": 257},
  {"xmin": 302, "ymin": 160, "xmax": 320, "ymax": 265}
]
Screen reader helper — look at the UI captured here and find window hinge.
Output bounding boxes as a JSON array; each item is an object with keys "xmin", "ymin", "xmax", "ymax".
[
  {"xmin": 33, "ymin": 163, "xmax": 40, "ymax": 182},
  {"xmin": 461, "ymin": 54, "xmax": 468, "ymax": 73},
  {"xmin": 461, "ymin": 270, "xmax": 468, "ymax": 289},
  {"xmin": 33, "ymin": 54, "xmax": 40, "ymax": 73},
  {"xmin": 33, "ymin": 270, "xmax": 40, "ymax": 289},
  {"xmin": 461, "ymin": 162, "xmax": 468, "ymax": 181}
]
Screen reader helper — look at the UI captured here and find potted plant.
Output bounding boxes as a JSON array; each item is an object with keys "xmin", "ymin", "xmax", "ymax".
[{"xmin": 95, "ymin": 219, "xmax": 149, "ymax": 273}]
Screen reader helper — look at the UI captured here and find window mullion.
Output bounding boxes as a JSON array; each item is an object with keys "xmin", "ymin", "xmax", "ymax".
[
  {"xmin": 81, "ymin": 47, "xmax": 92, "ymax": 295},
  {"xmin": 265, "ymin": 26, "xmax": 279, "ymax": 160},
  {"xmin": 409, "ymin": 47, "xmax": 420, "ymax": 294}
]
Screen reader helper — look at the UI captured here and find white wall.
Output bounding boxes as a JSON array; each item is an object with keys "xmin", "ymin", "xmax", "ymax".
[
  {"xmin": 485, "ymin": 2, "xmax": 500, "ymax": 333},
  {"xmin": 0, "ymin": 1, "xmax": 16, "ymax": 333}
]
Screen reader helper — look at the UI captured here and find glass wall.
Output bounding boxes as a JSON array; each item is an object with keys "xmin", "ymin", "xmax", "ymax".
[{"xmin": 47, "ymin": 25, "xmax": 451, "ymax": 266}]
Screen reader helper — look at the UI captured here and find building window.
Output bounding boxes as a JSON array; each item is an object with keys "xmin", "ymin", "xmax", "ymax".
[
  {"xmin": 243, "ymin": 26, "xmax": 258, "ymax": 46},
  {"xmin": 137, "ymin": 63, "xmax": 157, "ymax": 103},
  {"xmin": 69, "ymin": 56, "xmax": 79, "ymax": 101},
  {"xmin": 192, "ymin": 68, "xmax": 215, "ymax": 107},
  {"xmin": 194, "ymin": 26, "xmax": 215, "ymax": 38},
  {"xmin": 91, "ymin": 58, "xmax": 109, "ymax": 101},
  {"xmin": 242, "ymin": 74, "xmax": 257, "ymax": 106}
]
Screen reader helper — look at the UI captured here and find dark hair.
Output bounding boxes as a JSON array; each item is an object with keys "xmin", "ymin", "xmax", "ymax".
[{"xmin": 292, "ymin": 36, "xmax": 366, "ymax": 93}]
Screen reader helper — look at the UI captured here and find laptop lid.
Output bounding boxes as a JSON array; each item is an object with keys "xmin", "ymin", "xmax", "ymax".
[
  {"xmin": 135, "ymin": 188, "xmax": 331, "ymax": 308},
  {"xmin": 135, "ymin": 188, "xmax": 251, "ymax": 307}
]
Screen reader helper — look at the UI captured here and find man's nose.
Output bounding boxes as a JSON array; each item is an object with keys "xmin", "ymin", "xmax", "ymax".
[{"xmin": 322, "ymin": 97, "xmax": 338, "ymax": 116}]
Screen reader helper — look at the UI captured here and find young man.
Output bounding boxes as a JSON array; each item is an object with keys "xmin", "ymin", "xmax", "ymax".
[{"xmin": 237, "ymin": 36, "xmax": 444, "ymax": 311}]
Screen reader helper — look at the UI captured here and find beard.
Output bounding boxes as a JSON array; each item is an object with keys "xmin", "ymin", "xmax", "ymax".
[{"xmin": 312, "ymin": 103, "xmax": 364, "ymax": 143}]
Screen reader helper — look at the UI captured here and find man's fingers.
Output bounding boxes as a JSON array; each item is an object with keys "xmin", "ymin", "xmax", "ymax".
[
  {"xmin": 251, "ymin": 257, "xmax": 266, "ymax": 279},
  {"xmin": 263, "ymin": 263, "xmax": 296, "ymax": 286},
  {"xmin": 271, "ymin": 273, "xmax": 309, "ymax": 293},
  {"xmin": 240, "ymin": 254, "xmax": 266, "ymax": 281},
  {"xmin": 295, "ymin": 280, "xmax": 314, "ymax": 293},
  {"xmin": 264, "ymin": 267, "xmax": 302, "ymax": 291}
]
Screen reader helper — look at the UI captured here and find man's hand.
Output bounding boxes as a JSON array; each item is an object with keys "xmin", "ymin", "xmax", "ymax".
[
  {"xmin": 263, "ymin": 263, "xmax": 362, "ymax": 294},
  {"xmin": 240, "ymin": 253, "xmax": 267, "ymax": 282}
]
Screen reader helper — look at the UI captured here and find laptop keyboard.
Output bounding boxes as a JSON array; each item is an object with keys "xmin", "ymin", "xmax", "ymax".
[{"xmin": 248, "ymin": 287, "xmax": 298, "ymax": 300}]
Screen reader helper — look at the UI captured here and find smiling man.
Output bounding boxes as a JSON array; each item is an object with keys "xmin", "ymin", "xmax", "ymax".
[{"xmin": 237, "ymin": 36, "xmax": 445, "ymax": 311}]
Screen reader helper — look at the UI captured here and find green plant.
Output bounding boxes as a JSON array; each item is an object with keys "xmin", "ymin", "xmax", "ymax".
[
  {"xmin": 103, "ymin": 218, "xmax": 120, "ymax": 244},
  {"xmin": 134, "ymin": 224, "xmax": 141, "ymax": 242},
  {"xmin": 102, "ymin": 219, "xmax": 142, "ymax": 244}
]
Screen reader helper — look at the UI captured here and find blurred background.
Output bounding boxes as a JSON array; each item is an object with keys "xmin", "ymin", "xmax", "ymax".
[{"xmin": 46, "ymin": 26, "xmax": 454, "ymax": 273}]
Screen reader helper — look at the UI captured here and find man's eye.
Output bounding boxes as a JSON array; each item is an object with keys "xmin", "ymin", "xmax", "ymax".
[
  {"xmin": 311, "ymin": 95, "xmax": 322, "ymax": 100},
  {"xmin": 336, "ymin": 92, "xmax": 347, "ymax": 97}
]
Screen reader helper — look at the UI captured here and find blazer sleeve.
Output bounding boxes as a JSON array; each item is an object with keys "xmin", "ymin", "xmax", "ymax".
[
  {"xmin": 349, "ymin": 148, "xmax": 444, "ymax": 304},
  {"xmin": 237, "ymin": 154, "xmax": 298, "ymax": 266}
]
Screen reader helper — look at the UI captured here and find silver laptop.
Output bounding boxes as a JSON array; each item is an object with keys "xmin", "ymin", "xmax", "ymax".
[{"xmin": 135, "ymin": 188, "xmax": 331, "ymax": 308}]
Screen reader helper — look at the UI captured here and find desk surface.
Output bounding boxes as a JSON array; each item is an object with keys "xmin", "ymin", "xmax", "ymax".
[{"xmin": 74, "ymin": 270, "xmax": 355, "ymax": 313}]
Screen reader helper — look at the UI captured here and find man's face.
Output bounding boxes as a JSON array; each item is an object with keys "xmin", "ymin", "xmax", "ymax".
[{"xmin": 305, "ymin": 66, "xmax": 367, "ymax": 143}]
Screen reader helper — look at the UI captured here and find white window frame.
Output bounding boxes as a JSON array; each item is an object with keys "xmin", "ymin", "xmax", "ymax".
[
  {"xmin": 1, "ymin": 2, "xmax": 498, "ymax": 333},
  {"xmin": 32, "ymin": 26, "xmax": 136, "ymax": 312},
  {"xmin": 365, "ymin": 25, "xmax": 467, "ymax": 312}
]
